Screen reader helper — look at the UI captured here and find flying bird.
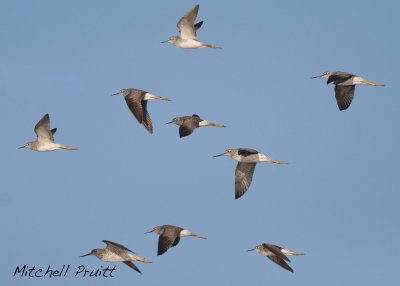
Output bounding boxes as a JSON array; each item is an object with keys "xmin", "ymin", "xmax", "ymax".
[
  {"xmin": 113, "ymin": 88, "xmax": 171, "ymax": 134},
  {"xmin": 247, "ymin": 243, "xmax": 304, "ymax": 273},
  {"xmin": 166, "ymin": 114, "xmax": 225, "ymax": 137},
  {"xmin": 80, "ymin": 240, "xmax": 151, "ymax": 274},
  {"xmin": 145, "ymin": 225, "xmax": 206, "ymax": 256},
  {"xmin": 312, "ymin": 71, "xmax": 384, "ymax": 111},
  {"xmin": 19, "ymin": 113, "xmax": 77, "ymax": 152},
  {"xmin": 213, "ymin": 148, "xmax": 287, "ymax": 199},
  {"xmin": 161, "ymin": 4, "xmax": 221, "ymax": 49}
]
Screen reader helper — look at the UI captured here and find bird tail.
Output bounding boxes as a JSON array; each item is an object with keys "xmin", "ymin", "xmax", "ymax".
[
  {"xmin": 206, "ymin": 44, "xmax": 222, "ymax": 49},
  {"xmin": 281, "ymin": 249, "xmax": 304, "ymax": 256}
]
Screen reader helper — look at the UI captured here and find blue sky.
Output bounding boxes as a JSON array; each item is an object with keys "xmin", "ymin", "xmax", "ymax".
[{"xmin": 1, "ymin": 0, "xmax": 399, "ymax": 285}]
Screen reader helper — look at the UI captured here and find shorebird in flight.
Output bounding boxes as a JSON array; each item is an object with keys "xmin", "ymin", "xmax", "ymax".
[
  {"xmin": 312, "ymin": 71, "xmax": 384, "ymax": 111},
  {"xmin": 19, "ymin": 113, "xmax": 77, "ymax": 152},
  {"xmin": 145, "ymin": 225, "xmax": 206, "ymax": 256},
  {"xmin": 161, "ymin": 4, "xmax": 221, "ymax": 49},
  {"xmin": 166, "ymin": 114, "xmax": 225, "ymax": 137},
  {"xmin": 113, "ymin": 88, "xmax": 170, "ymax": 134},
  {"xmin": 247, "ymin": 243, "xmax": 304, "ymax": 273},
  {"xmin": 213, "ymin": 148, "xmax": 287, "ymax": 199},
  {"xmin": 80, "ymin": 240, "xmax": 151, "ymax": 274}
]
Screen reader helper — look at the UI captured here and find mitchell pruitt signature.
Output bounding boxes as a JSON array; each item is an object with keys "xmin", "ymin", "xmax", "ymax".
[{"xmin": 13, "ymin": 264, "xmax": 117, "ymax": 278}]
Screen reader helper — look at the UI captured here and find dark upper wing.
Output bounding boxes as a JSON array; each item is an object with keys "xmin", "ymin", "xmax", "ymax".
[
  {"xmin": 141, "ymin": 101, "xmax": 153, "ymax": 134},
  {"xmin": 123, "ymin": 261, "xmax": 141, "ymax": 274},
  {"xmin": 237, "ymin": 148, "xmax": 258, "ymax": 156},
  {"xmin": 179, "ymin": 119, "xmax": 199, "ymax": 138},
  {"xmin": 157, "ymin": 227, "xmax": 181, "ymax": 256},
  {"xmin": 267, "ymin": 256, "xmax": 294, "ymax": 273},
  {"xmin": 103, "ymin": 240, "xmax": 135, "ymax": 254},
  {"xmin": 124, "ymin": 90, "xmax": 146, "ymax": 123},
  {"xmin": 263, "ymin": 244, "xmax": 290, "ymax": 262},
  {"xmin": 327, "ymin": 71, "xmax": 353, "ymax": 85},
  {"xmin": 235, "ymin": 162, "xmax": 256, "ymax": 199},
  {"xmin": 171, "ymin": 236, "xmax": 181, "ymax": 247},
  {"xmin": 334, "ymin": 85, "xmax": 355, "ymax": 111},
  {"xmin": 34, "ymin": 113, "xmax": 54, "ymax": 142},
  {"xmin": 194, "ymin": 21, "xmax": 203, "ymax": 31},
  {"xmin": 177, "ymin": 4, "xmax": 199, "ymax": 39}
]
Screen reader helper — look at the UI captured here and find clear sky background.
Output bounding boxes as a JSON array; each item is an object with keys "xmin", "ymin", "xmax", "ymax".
[{"xmin": 1, "ymin": 0, "xmax": 399, "ymax": 285}]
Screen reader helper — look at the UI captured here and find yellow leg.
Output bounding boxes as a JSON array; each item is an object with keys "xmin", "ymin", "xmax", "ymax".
[
  {"xmin": 272, "ymin": 160, "xmax": 288, "ymax": 164},
  {"xmin": 361, "ymin": 80, "xmax": 385, "ymax": 86},
  {"xmin": 206, "ymin": 44, "xmax": 222, "ymax": 49},
  {"xmin": 60, "ymin": 146, "xmax": 78, "ymax": 151}
]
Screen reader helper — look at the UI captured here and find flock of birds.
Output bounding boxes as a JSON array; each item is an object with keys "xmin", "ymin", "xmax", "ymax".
[{"xmin": 19, "ymin": 4, "xmax": 385, "ymax": 274}]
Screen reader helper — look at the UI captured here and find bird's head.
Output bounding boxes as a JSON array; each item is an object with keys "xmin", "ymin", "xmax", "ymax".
[
  {"xmin": 213, "ymin": 149, "xmax": 236, "ymax": 158},
  {"xmin": 80, "ymin": 249, "xmax": 99, "ymax": 258},
  {"xmin": 112, "ymin": 89, "xmax": 130, "ymax": 96},
  {"xmin": 165, "ymin": 117, "xmax": 180, "ymax": 125},
  {"xmin": 145, "ymin": 226, "xmax": 162, "ymax": 235},
  {"xmin": 312, "ymin": 71, "xmax": 332, "ymax": 79},
  {"xmin": 161, "ymin": 36, "xmax": 178, "ymax": 44},
  {"xmin": 19, "ymin": 142, "xmax": 34, "ymax": 150},
  {"xmin": 247, "ymin": 245, "xmax": 262, "ymax": 252}
]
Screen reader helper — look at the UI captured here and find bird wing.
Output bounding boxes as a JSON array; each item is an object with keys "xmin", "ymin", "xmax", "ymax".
[
  {"xmin": 237, "ymin": 148, "xmax": 259, "ymax": 156},
  {"xmin": 123, "ymin": 261, "xmax": 141, "ymax": 274},
  {"xmin": 334, "ymin": 85, "xmax": 355, "ymax": 111},
  {"xmin": 171, "ymin": 236, "xmax": 181, "ymax": 247},
  {"xmin": 179, "ymin": 119, "xmax": 198, "ymax": 138},
  {"xmin": 157, "ymin": 227, "xmax": 181, "ymax": 255},
  {"xmin": 124, "ymin": 89, "xmax": 146, "ymax": 123},
  {"xmin": 141, "ymin": 101, "xmax": 153, "ymax": 134},
  {"xmin": 194, "ymin": 21, "xmax": 203, "ymax": 31},
  {"xmin": 266, "ymin": 255, "xmax": 294, "ymax": 272},
  {"xmin": 327, "ymin": 71, "xmax": 353, "ymax": 85},
  {"xmin": 263, "ymin": 244, "xmax": 290, "ymax": 262},
  {"xmin": 103, "ymin": 240, "xmax": 136, "ymax": 254},
  {"xmin": 177, "ymin": 4, "xmax": 199, "ymax": 39},
  {"xmin": 34, "ymin": 113, "xmax": 54, "ymax": 142},
  {"xmin": 235, "ymin": 162, "xmax": 256, "ymax": 199}
]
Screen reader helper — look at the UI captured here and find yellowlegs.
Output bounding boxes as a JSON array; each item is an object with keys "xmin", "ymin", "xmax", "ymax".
[
  {"xmin": 166, "ymin": 114, "xmax": 225, "ymax": 137},
  {"xmin": 113, "ymin": 88, "xmax": 170, "ymax": 134},
  {"xmin": 19, "ymin": 113, "xmax": 77, "ymax": 152},
  {"xmin": 213, "ymin": 148, "xmax": 287, "ymax": 199},
  {"xmin": 247, "ymin": 243, "xmax": 304, "ymax": 273},
  {"xmin": 161, "ymin": 4, "xmax": 221, "ymax": 49},
  {"xmin": 145, "ymin": 225, "xmax": 206, "ymax": 256},
  {"xmin": 80, "ymin": 240, "xmax": 151, "ymax": 274},
  {"xmin": 312, "ymin": 71, "xmax": 384, "ymax": 111}
]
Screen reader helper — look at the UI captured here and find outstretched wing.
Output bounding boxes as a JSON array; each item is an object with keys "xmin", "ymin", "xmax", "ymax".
[
  {"xmin": 103, "ymin": 240, "xmax": 136, "ymax": 254},
  {"xmin": 177, "ymin": 4, "xmax": 199, "ymax": 39},
  {"xmin": 124, "ymin": 89, "xmax": 146, "ymax": 123},
  {"xmin": 267, "ymin": 255, "xmax": 294, "ymax": 272},
  {"xmin": 123, "ymin": 261, "xmax": 141, "ymax": 274},
  {"xmin": 179, "ymin": 119, "xmax": 198, "ymax": 138},
  {"xmin": 235, "ymin": 162, "xmax": 256, "ymax": 199},
  {"xmin": 334, "ymin": 85, "xmax": 355, "ymax": 111},
  {"xmin": 141, "ymin": 101, "xmax": 153, "ymax": 134},
  {"xmin": 157, "ymin": 228, "xmax": 181, "ymax": 256},
  {"xmin": 263, "ymin": 244, "xmax": 290, "ymax": 262},
  {"xmin": 34, "ymin": 114, "xmax": 54, "ymax": 142}
]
